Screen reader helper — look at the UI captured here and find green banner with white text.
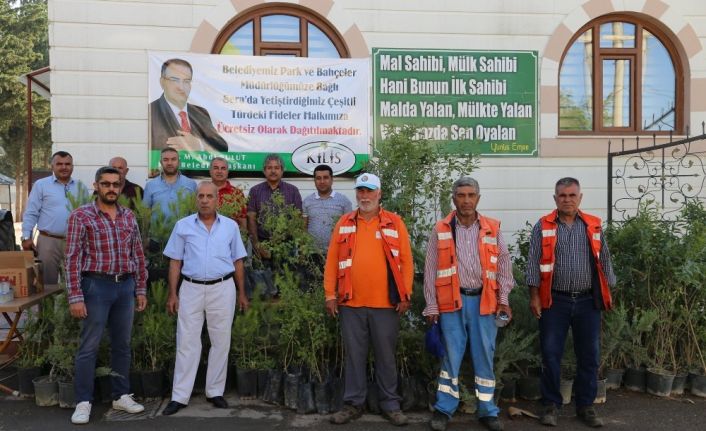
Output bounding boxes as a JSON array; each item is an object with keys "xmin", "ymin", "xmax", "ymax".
[{"xmin": 373, "ymin": 48, "xmax": 538, "ymax": 156}]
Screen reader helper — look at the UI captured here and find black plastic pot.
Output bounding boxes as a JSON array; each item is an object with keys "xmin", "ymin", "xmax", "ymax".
[
  {"xmin": 313, "ymin": 379, "xmax": 331, "ymax": 414},
  {"xmin": 284, "ymin": 373, "xmax": 299, "ymax": 410},
  {"xmin": 366, "ymin": 381, "xmax": 380, "ymax": 414},
  {"xmin": 689, "ymin": 372, "xmax": 706, "ymax": 397},
  {"xmin": 225, "ymin": 364, "xmax": 237, "ymax": 392},
  {"xmin": 257, "ymin": 369, "xmax": 269, "ymax": 399},
  {"xmin": 500, "ymin": 378, "xmax": 517, "ymax": 402},
  {"xmin": 129, "ymin": 371, "xmax": 144, "ymax": 398},
  {"xmin": 58, "ymin": 380, "xmax": 76, "ymax": 409},
  {"xmin": 624, "ymin": 367, "xmax": 646, "ymax": 392},
  {"xmin": 493, "ymin": 382, "xmax": 505, "ymax": 406},
  {"xmin": 262, "ymin": 370, "xmax": 283, "ymax": 405},
  {"xmin": 237, "ymin": 368, "xmax": 258, "ymax": 399},
  {"xmin": 517, "ymin": 376, "xmax": 541, "ymax": 401},
  {"xmin": 297, "ymin": 380, "xmax": 316, "ymax": 414},
  {"xmin": 330, "ymin": 376, "xmax": 344, "ymax": 413},
  {"xmin": 605, "ymin": 368, "xmax": 624, "ymax": 390},
  {"xmin": 141, "ymin": 369, "xmax": 165, "ymax": 398},
  {"xmin": 646, "ymin": 368, "xmax": 674, "ymax": 397},
  {"xmin": 193, "ymin": 363, "xmax": 207, "ymax": 395},
  {"xmin": 17, "ymin": 366, "xmax": 41, "ymax": 397},
  {"xmin": 671, "ymin": 372, "xmax": 688, "ymax": 395},
  {"xmin": 414, "ymin": 377, "xmax": 429, "ymax": 410},
  {"xmin": 94, "ymin": 375, "xmax": 112, "ymax": 403},
  {"xmin": 399, "ymin": 376, "xmax": 417, "ymax": 411},
  {"xmin": 32, "ymin": 375, "xmax": 58, "ymax": 407}
]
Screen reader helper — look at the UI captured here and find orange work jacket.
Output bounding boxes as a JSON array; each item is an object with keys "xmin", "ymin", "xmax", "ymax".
[
  {"xmin": 335, "ymin": 209, "xmax": 410, "ymax": 305},
  {"xmin": 434, "ymin": 211, "xmax": 500, "ymax": 316},
  {"xmin": 538, "ymin": 209, "xmax": 612, "ymax": 310}
]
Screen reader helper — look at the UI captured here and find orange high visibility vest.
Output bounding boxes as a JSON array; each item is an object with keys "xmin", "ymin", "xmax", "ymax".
[
  {"xmin": 538, "ymin": 209, "xmax": 612, "ymax": 310},
  {"xmin": 335, "ymin": 209, "xmax": 410, "ymax": 304},
  {"xmin": 434, "ymin": 211, "xmax": 500, "ymax": 315}
]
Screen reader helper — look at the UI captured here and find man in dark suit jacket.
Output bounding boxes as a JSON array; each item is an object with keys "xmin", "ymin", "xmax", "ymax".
[{"xmin": 150, "ymin": 58, "xmax": 228, "ymax": 152}]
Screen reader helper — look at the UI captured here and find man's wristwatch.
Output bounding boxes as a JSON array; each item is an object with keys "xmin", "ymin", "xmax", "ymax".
[{"xmin": 21, "ymin": 236, "xmax": 32, "ymax": 241}]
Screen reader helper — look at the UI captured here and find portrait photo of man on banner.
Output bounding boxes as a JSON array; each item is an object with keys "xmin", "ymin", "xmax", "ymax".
[{"xmin": 147, "ymin": 52, "xmax": 371, "ymax": 174}]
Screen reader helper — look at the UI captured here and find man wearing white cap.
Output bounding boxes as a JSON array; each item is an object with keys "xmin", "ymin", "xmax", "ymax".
[{"xmin": 324, "ymin": 173, "xmax": 414, "ymax": 426}]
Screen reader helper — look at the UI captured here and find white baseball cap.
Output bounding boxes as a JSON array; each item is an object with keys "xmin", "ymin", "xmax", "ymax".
[{"xmin": 355, "ymin": 173, "xmax": 381, "ymax": 190}]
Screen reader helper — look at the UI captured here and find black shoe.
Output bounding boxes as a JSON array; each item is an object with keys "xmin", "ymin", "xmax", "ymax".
[
  {"xmin": 162, "ymin": 401, "xmax": 187, "ymax": 416},
  {"xmin": 206, "ymin": 396, "xmax": 228, "ymax": 408},
  {"xmin": 479, "ymin": 416, "xmax": 504, "ymax": 431},
  {"xmin": 540, "ymin": 404, "xmax": 558, "ymax": 427},
  {"xmin": 577, "ymin": 406, "xmax": 603, "ymax": 428},
  {"xmin": 429, "ymin": 410, "xmax": 450, "ymax": 431}
]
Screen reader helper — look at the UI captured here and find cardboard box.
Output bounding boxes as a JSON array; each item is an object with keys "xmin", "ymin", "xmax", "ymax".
[{"xmin": 0, "ymin": 251, "xmax": 43, "ymax": 298}]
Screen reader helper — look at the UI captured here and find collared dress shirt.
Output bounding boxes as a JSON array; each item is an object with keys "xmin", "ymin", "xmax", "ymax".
[
  {"xmin": 22, "ymin": 175, "xmax": 86, "ymax": 238},
  {"xmin": 525, "ymin": 214, "xmax": 616, "ymax": 292},
  {"xmin": 163, "ymin": 213, "xmax": 247, "ymax": 279},
  {"xmin": 143, "ymin": 173, "xmax": 197, "ymax": 219},
  {"xmin": 422, "ymin": 217, "xmax": 514, "ymax": 316},
  {"xmin": 65, "ymin": 202, "xmax": 147, "ymax": 304},
  {"xmin": 302, "ymin": 191, "xmax": 352, "ymax": 252},
  {"xmin": 246, "ymin": 180, "xmax": 302, "ymax": 241}
]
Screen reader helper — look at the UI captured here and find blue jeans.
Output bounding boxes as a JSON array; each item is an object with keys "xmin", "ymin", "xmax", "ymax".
[
  {"xmin": 435, "ymin": 295, "xmax": 499, "ymax": 418},
  {"xmin": 74, "ymin": 276, "xmax": 135, "ymax": 402},
  {"xmin": 539, "ymin": 293, "xmax": 601, "ymax": 408}
]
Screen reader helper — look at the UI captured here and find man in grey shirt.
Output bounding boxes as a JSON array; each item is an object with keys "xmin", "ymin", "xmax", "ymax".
[
  {"xmin": 525, "ymin": 177, "xmax": 616, "ymax": 429},
  {"xmin": 302, "ymin": 164, "xmax": 352, "ymax": 254}
]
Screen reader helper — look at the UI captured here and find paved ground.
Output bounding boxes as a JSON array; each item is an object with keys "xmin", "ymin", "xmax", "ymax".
[{"xmin": 1, "ymin": 368, "xmax": 705, "ymax": 431}]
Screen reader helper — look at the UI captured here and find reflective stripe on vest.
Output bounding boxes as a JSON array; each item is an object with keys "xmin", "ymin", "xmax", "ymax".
[
  {"xmin": 339, "ymin": 225, "xmax": 356, "ymax": 234},
  {"xmin": 382, "ymin": 228, "xmax": 399, "ymax": 238},
  {"xmin": 486, "ymin": 270, "xmax": 496, "ymax": 280},
  {"xmin": 438, "ymin": 231, "xmax": 453, "ymax": 241},
  {"xmin": 482, "ymin": 236, "xmax": 497, "ymax": 245},
  {"xmin": 437, "ymin": 267, "xmax": 457, "ymax": 278},
  {"xmin": 338, "ymin": 259, "xmax": 352, "ymax": 270},
  {"xmin": 542, "ymin": 229, "xmax": 557, "ymax": 237},
  {"xmin": 540, "ymin": 263, "xmax": 554, "ymax": 273}
]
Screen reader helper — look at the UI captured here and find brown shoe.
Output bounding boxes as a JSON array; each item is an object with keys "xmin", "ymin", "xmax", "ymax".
[
  {"xmin": 382, "ymin": 409, "xmax": 409, "ymax": 426},
  {"xmin": 540, "ymin": 404, "xmax": 558, "ymax": 427},
  {"xmin": 577, "ymin": 406, "xmax": 603, "ymax": 428},
  {"xmin": 330, "ymin": 404, "xmax": 363, "ymax": 424}
]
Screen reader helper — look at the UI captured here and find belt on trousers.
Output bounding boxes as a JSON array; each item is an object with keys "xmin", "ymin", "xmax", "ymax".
[
  {"xmin": 182, "ymin": 272, "xmax": 234, "ymax": 285},
  {"xmin": 460, "ymin": 287, "xmax": 483, "ymax": 296},
  {"xmin": 553, "ymin": 290, "xmax": 592, "ymax": 299},
  {"xmin": 39, "ymin": 230, "xmax": 66, "ymax": 240},
  {"xmin": 81, "ymin": 271, "xmax": 132, "ymax": 283}
]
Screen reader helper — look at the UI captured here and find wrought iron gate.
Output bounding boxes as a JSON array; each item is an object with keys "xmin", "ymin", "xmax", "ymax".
[{"xmin": 607, "ymin": 123, "xmax": 706, "ymax": 223}]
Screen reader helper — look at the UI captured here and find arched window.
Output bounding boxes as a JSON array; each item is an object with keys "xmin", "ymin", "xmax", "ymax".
[
  {"xmin": 212, "ymin": 4, "xmax": 348, "ymax": 58},
  {"xmin": 559, "ymin": 14, "xmax": 683, "ymax": 134}
]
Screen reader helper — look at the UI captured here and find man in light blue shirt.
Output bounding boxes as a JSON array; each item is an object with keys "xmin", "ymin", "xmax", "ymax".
[
  {"xmin": 21, "ymin": 151, "xmax": 87, "ymax": 284},
  {"xmin": 303, "ymin": 164, "xmax": 352, "ymax": 254},
  {"xmin": 143, "ymin": 148, "xmax": 197, "ymax": 221},
  {"xmin": 161, "ymin": 181, "xmax": 248, "ymax": 415}
]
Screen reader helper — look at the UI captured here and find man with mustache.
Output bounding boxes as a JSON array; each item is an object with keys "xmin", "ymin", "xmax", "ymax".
[
  {"xmin": 65, "ymin": 166, "xmax": 148, "ymax": 424},
  {"xmin": 22, "ymin": 151, "xmax": 87, "ymax": 284},
  {"xmin": 162, "ymin": 181, "xmax": 249, "ymax": 415},
  {"xmin": 143, "ymin": 148, "xmax": 197, "ymax": 220},
  {"xmin": 324, "ymin": 173, "xmax": 413, "ymax": 426},
  {"xmin": 526, "ymin": 177, "xmax": 616, "ymax": 428}
]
